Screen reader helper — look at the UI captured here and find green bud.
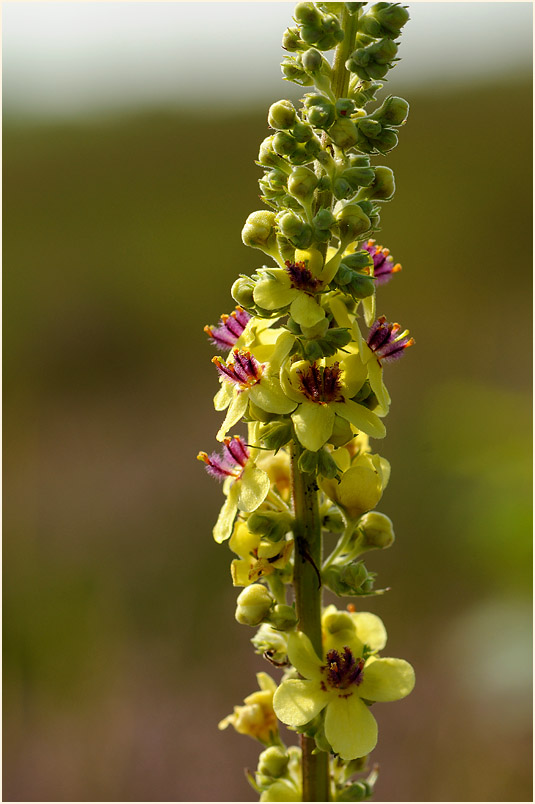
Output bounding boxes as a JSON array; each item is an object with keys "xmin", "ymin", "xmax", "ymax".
[
  {"xmin": 328, "ymin": 414, "xmax": 353, "ymax": 447},
  {"xmin": 303, "ymin": 340, "xmax": 325, "ymax": 362},
  {"xmin": 371, "ymin": 95, "xmax": 409, "ymax": 127},
  {"xmin": 340, "ymin": 250, "xmax": 372, "ymax": 271},
  {"xmin": 281, "ymin": 55, "xmax": 314, "ymax": 86},
  {"xmin": 370, "ymin": 2, "xmax": 410, "ymax": 37},
  {"xmin": 291, "ymin": 121, "xmax": 314, "ymax": 142},
  {"xmin": 251, "ymin": 623, "xmax": 289, "ymax": 665},
  {"xmin": 247, "ymin": 510, "xmax": 293, "ymax": 541},
  {"xmin": 273, "ymin": 130, "xmax": 298, "ymax": 157},
  {"xmin": 282, "ymin": 26, "xmax": 304, "ymax": 52},
  {"xmin": 257, "ymin": 746, "xmax": 289, "ymax": 779},
  {"xmin": 335, "ymin": 98, "xmax": 355, "ymax": 117},
  {"xmin": 301, "ymin": 47, "xmax": 323, "ymax": 73},
  {"xmin": 323, "ymin": 560, "xmax": 375, "ymax": 596},
  {"xmin": 359, "ymin": 166, "xmax": 395, "ymax": 201},
  {"xmin": 335, "ymin": 203, "xmax": 371, "ymax": 243},
  {"xmin": 350, "ymin": 80, "xmax": 383, "ymax": 107},
  {"xmin": 258, "ymin": 136, "xmax": 290, "ymax": 171},
  {"xmin": 295, "ymin": 1, "xmax": 322, "ymax": 25},
  {"xmin": 268, "ymin": 99, "xmax": 298, "ymax": 130},
  {"xmin": 300, "ymin": 316, "xmax": 329, "ymax": 340},
  {"xmin": 298, "ymin": 449, "xmax": 318, "ymax": 473},
  {"xmin": 287, "ymin": 165, "xmax": 318, "ymax": 201},
  {"xmin": 305, "ymin": 95, "xmax": 335, "ymax": 129},
  {"xmin": 317, "ymin": 448, "xmax": 341, "ymax": 480},
  {"xmin": 278, "ymin": 210, "xmax": 306, "ymax": 238},
  {"xmin": 313, "ymin": 208, "xmax": 335, "ymax": 229},
  {"xmin": 268, "ymin": 604, "xmax": 298, "ymax": 631},
  {"xmin": 259, "ymin": 419, "xmax": 293, "ymax": 453},
  {"xmin": 322, "ymin": 507, "xmax": 345, "ymax": 533},
  {"xmin": 323, "ymin": 609, "xmax": 354, "ymax": 634},
  {"xmin": 242, "ymin": 210, "xmax": 279, "ymax": 253},
  {"xmin": 336, "ymin": 266, "xmax": 375, "ymax": 299},
  {"xmin": 337, "ymin": 781, "xmax": 372, "ymax": 802},
  {"xmin": 358, "ymin": 511, "xmax": 395, "ymax": 550},
  {"xmin": 328, "ymin": 118, "xmax": 359, "ymax": 149},
  {"xmin": 235, "ymin": 584, "xmax": 274, "ymax": 626},
  {"xmin": 357, "ymin": 117, "xmax": 382, "ymax": 139},
  {"xmin": 333, "ymin": 177, "xmax": 354, "ymax": 201},
  {"xmin": 343, "ymin": 166, "xmax": 376, "ymax": 189},
  {"xmin": 231, "ymin": 275, "xmax": 256, "ymax": 308},
  {"xmin": 375, "ymin": 128, "xmax": 398, "ymax": 152},
  {"xmin": 348, "ymin": 154, "xmax": 371, "ymax": 168}
]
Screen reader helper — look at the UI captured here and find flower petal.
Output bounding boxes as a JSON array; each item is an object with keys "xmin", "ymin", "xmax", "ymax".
[
  {"xmin": 351, "ymin": 612, "xmax": 387, "ymax": 652},
  {"xmin": 324, "ymin": 693, "xmax": 378, "ymax": 760},
  {"xmin": 333, "ymin": 399, "xmax": 386, "ymax": 440},
  {"xmin": 366, "ymin": 356, "xmax": 390, "ymax": 413},
  {"xmin": 341, "ymin": 353, "xmax": 367, "ymax": 398},
  {"xmin": 273, "ymin": 679, "xmax": 327, "ymax": 727},
  {"xmin": 213, "ymin": 483, "xmax": 240, "ymax": 543},
  {"xmin": 287, "ymin": 631, "xmax": 322, "ymax": 680},
  {"xmin": 253, "ymin": 272, "xmax": 295, "ymax": 310},
  {"xmin": 214, "ymin": 383, "xmax": 233, "ymax": 412},
  {"xmin": 249, "ymin": 376, "xmax": 297, "ymax": 414},
  {"xmin": 358, "ymin": 658, "xmax": 415, "ymax": 702},
  {"xmin": 216, "ymin": 391, "xmax": 249, "ymax": 441},
  {"xmin": 237, "ymin": 464, "xmax": 271, "ymax": 513},
  {"xmin": 290, "ymin": 293, "xmax": 325, "ymax": 328},
  {"xmin": 292, "ymin": 401, "xmax": 335, "ymax": 452}
]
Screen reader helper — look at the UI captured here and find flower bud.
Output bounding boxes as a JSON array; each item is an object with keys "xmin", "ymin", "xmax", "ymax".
[
  {"xmin": 235, "ymin": 584, "xmax": 274, "ymax": 626},
  {"xmin": 359, "ymin": 166, "xmax": 395, "ymax": 201},
  {"xmin": 282, "ymin": 26, "xmax": 304, "ymax": 52},
  {"xmin": 295, "ymin": 1, "xmax": 322, "ymax": 25},
  {"xmin": 371, "ymin": 95, "xmax": 409, "ymax": 127},
  {"xmin": 323, "ymin": 560, "xmax": 375, "ymax": 596},
  {"xmin": 268, "ymin": 99, "xmax": 298, "ymax": 130},
  {"xmin": 242, "ymin": 210, "xmax": 279, "ymax": 257},
  {"xmin": 257, "ymin": 746, "xmax": 289, "ymax": 779},
  {"xmin": 328, "ymin": 118, "xmax": 359, "ymax": 149},
  {"xmin": 246, "ymin": 510, "xmax": 293, "ymax": 542},
  {"xmin": 301, "ymin": 47, "xmax": 323, "ymax": 73},
  {"xmin": 291, "ymin": 121, "xmax": 314, "ymax": 143},
  {"xmin": 358, "ymin": 118, "xmax": 382, "ymax": 139},
  {"xmin": 258, "ymin": 136, "xmax": 290, "ymax": 171},
  {"xmin": 252, "ymin": 623, "xmax": 289, "ymax": 665},
  {"xmin": 268, "ymin": 604, "xmax": 298, "ymax": 631},
  {"xmin": 273, "ymin": 130, "xmax": 298, "ymax": 157},
  {"xmin": 369, "ymin": 2, "xmax": 410, "ymax": 37},
  {"xmin": 322, "ymin": 608, "xmax": 355, "ymax": 634},
  {"xmin": 335, "ymin": 98, "xmax": 355, "ymax": 117},
  {"xmin": 335, "ymin": 204, "xmax": 371, "ymax": 243},
  {"xmin": 258, "ymin": 419, "xmax": 293, "ymax": 453},
  {"xmin": 305, "ymin": 95, "xmax": 335, "ymax": 129},
  {"xmin": 281, "ymin": 56, "xmax": 314, "ymax": 86},
  {"xmin": 358, "ymin": 511, "xmax": 395, "ymax": 550},
  {"xmin": 298, "ymin": 448, "xmax": 318, "ymax": 472},
  {"xmin": 231, "ymin": 275, "xmax": 256, "ymax": 308},
  {"xmin": 287, "ymin": 165, "xmax": 318, "ymax": 202},
  {"xmin": 375, "ymin": 128, "xmax": 398, "ymax": 152}
]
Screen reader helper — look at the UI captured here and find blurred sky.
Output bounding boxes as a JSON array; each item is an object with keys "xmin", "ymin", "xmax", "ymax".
[{"xmin": 3, "ymin": 1, "xmax": 533, "ymax": 118}]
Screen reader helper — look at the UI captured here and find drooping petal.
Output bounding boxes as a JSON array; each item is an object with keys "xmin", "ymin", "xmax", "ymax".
[
  {"xmin": 365, "ymin": 354, "xmax": 390, "ymax": 413},
  {"xmin": 237, "ymin": 464, "xmax": 271, "ymax": 513},
  {"xmin": 289, "ymin": 293, "xmax": 325, "ymax": 328},
  {"xmin": 216, "ymin": 391, "xmax": 249, "ymax": 441},
  {"xmin": 214, "ymin": 383, "xmax": 233, "ymax": 411},
  {"xmin": 292, "ymin": 401, "xmax": 335, "ymax": 452},
  {"xmin": 229, "ymin": 522, "xmax": 260, "ymax": 559},
  {"xmin": 268, "ymin": 330, "xmax": 296, "ymax": 373},
  {"xmin": 358, "ymin": 657, "xmax": 415, "ymax": 702},
  {"xmin": 287, "ymin": 631, "xmax": 323, "ymax": 681},
  {"xmin": 273, "ymin": 678, "xmax": 327, "ymax": 727},
  {"xmin": 341, "ymin": 353, "xmax": 368, "ymax": 398},
  {"xmin": 249, "ymin": 376, "xmax": 297, "ymax": 414},
  {"xmin": 362, "ymin": 291, "xmax": 376, "ymax": 328},
  {"xmin": 213, "ymin": 483, "xmax": 240, "ymax": 543},
  {"xmin": 333, "ymin": 399, "xmax": 386, "ymax": 440},
  {"xmin": 324, "ymin": 694, "xmax": 378, "ymax": 760},
  {"xmin": 351, "ymin": 612, "xmax": 387, "ymax": 652}
]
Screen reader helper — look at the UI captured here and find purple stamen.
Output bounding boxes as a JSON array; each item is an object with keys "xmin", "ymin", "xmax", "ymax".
[
  {"xmin": 297, "ymin": 363, "xmax": 344, "ymax": 403},
  {"xmin": 366, "ymin": 316, "xmax": 414, "ymax": 364},
  {"xmin": 197, "ymin": 436, "xmax": 250, "ymax": 481},
  {"xmin": 213, "ymin": 349, "xmax": 264, "ymax": 388},
  {"xmin": 361, "ymin": 239, "xmax": 402, "ymax": 285},
  {"xmin": 205, "ymin": 307, "xmax": 251, "ymax": 351},
  {"xmin": 285, "ymin": 260, "xmax": 322, "ymax": 292},
  {"xmin": 322, "ymin": 647, "xmax": 365, "ymax": 690}
]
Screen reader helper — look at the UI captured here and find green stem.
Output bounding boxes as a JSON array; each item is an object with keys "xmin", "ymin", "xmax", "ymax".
[
  {"xmin": 290, "ymin": 439, "xmax": 329, "ymax": 802},
  {"xmin": 322, "ymin": 520, "xmax": 357, "ymax": 571}
]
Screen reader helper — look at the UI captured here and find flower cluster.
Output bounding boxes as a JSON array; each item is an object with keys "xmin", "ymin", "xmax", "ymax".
[{"xmin": 198, "ymin": 3, "xmax": 414, "ymax": 801}]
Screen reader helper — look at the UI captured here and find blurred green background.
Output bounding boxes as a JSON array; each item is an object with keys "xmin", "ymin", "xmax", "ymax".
[{"xmin": 3, "ymin": 3, "xmax": 532, "ymax": 802}]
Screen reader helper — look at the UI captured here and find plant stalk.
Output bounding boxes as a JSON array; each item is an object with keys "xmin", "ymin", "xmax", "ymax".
[{"xmin": 290, "ymin": 439, "xmax": 329, "ymax": 801}]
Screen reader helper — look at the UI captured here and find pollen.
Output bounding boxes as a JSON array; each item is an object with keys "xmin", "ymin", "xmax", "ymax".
[
  {"xmin": 322, "ymin": 647, "xmax": 365, "ymax": 691},
  {"xmin": 285, "ymin": 260, "xmax": 322, "ymax": 292}
]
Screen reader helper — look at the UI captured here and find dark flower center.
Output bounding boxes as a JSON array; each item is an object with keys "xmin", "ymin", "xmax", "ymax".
[
  {"xmin": 285, "ymin": 260, "xmax": 322, "ymax": 292},
  {"xmin": 297, "ymin": 363, "xmax": 344, "ymax": 403},
  {"xmin": 321, "ymin": 647, "xmax": 365, "ymax": 692}
]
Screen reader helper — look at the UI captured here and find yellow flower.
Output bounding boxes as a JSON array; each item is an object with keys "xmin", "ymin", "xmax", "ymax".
[
  {"xmin": 219, "ymin": 672, "xmax": 279, "ymax": 745},
  {"xmin": 229, "ymin": 522, "xmax": 294, "ymax": 586},
  {"xmin": 273, "ymin": 611, "xmax": 414, "ymax": 760}
]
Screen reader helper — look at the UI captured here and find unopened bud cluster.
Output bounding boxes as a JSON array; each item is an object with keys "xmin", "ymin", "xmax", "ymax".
[{"xmin": 199, "ymin": 4, "xmax": 415, "ymax": 801}]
